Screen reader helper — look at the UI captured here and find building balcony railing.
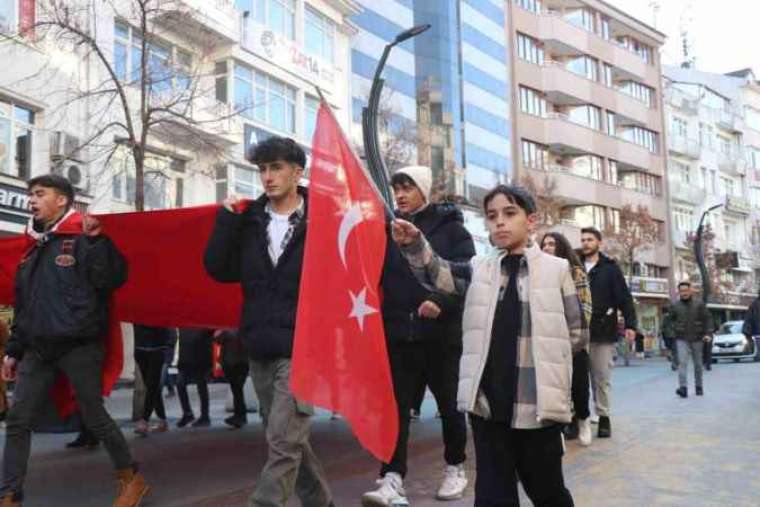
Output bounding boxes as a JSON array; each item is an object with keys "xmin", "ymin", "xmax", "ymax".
[
  {"xmin": 725, "ymin": 195, "xmax": 752, "ymax": 215},
  {"xmin": 669, "ymin": 181, "xmax": 706, "ymax": 205},
  {"xmin": 717, "ymin": 150, "xmax": 747, "ymax": 175},
  {"xmin": 153, "ymin": 0, "xmax": 239, "ymax": 44},
  {"xmin": 668, "ymin": 136, "xmax": 701, "ymax": 159},
  {"xmin": 716, "ymin": 107, "xmax": 744, "ymax": 132}
]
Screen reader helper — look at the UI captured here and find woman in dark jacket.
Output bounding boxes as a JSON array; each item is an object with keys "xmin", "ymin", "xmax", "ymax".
[{"xmin": 176, "ymin": 328, "xmax": 214, "ymax": 428}]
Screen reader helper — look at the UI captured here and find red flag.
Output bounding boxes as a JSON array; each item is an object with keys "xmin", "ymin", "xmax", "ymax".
[{"xmin": 291, "ymin": 102, "xmax": 397, "ymax": 462}]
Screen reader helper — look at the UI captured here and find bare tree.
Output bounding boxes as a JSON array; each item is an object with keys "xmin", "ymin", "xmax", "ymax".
[
  {"xmin": 603, "ymin": 204, "xmax": 659, "ymax": 282},
  {"xmin": 29, "ymin": 0, "xmax": 242, "ymax": 211},
  {"xmin": 519, "ymin": 173, "xmax": 565, "ymax": 234},
  {"xmin": 355, "ymin": 89, "xmax": 415, "ymax": 176}
]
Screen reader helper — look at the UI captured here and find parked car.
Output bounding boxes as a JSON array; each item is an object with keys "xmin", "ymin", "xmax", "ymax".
[{"xmin": 711, "ymin": 320, "xmax": 760, "ymax": 363}]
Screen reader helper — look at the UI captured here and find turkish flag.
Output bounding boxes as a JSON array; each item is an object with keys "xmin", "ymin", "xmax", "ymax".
[{"xmin": 291, "ymin": 101, "xmax": 398, "ymax": 462}]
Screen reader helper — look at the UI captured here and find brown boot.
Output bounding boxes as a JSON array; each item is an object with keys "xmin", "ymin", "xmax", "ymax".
[
  {"xmin": 0, "ymin": 493, "xmax": 21, "ymax": 507},
  {"xmin": 112, "ymin": 468, "xmax": 149, "ymax": 507}
]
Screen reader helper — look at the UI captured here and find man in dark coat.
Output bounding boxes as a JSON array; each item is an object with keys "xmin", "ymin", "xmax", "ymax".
[
  {"xmin": 668, "ymin": 282, "xmax": 712, "ymax": 397},
  {"xmin": 362, "ymin": 166, "xmax": 475, "ymax": 506}
]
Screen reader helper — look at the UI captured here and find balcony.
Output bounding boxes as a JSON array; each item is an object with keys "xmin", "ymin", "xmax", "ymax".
[
  {"xmin": 153, "ymin": 0, "xmax": 239, "ymax": 45},
  {"xmin": 181, "ymin": 94, "xmax": 238, "ymax": 145},
  {"xmin": 668, "ymin": 136, "xmax": 701, "ymax": 159},
  {"xmin": 517, "ymin": 59, "xmax": 659, "ymax": 127},
  {"xmin": 669, "ymin": 181, "xmax": 706, "ymax": 205},
  {"xmin": 512, "ymin": 6, "xmax": 660, "ymax": 85},
  {"xmin": 717, "ymin": 150, "xmax": 747, "ymax": 175},
  {"xmin": 725, "ymin": 195, "xmax": 752, "ymax": 215},
  {"xmin": 716, "ymin": 108, "xmax": 744, "ymax": 133},
  {"xmin": 519, "ymin": 112, "xmax": 664, "ymax": 176}
]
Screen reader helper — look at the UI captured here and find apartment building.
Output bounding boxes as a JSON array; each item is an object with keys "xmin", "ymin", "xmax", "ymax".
[
  {"xmin": 507, "ymin": 0, "xmax": 670, "ymax": 336},
  {"xmin": 664, "ymin": 65, "xmax": 760, "ymax": 323}
]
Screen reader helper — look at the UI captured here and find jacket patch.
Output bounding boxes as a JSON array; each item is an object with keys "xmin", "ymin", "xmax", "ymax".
[
  {"xmin": 55, "ymin": 254, "xmax": 76, "ymax": 267},
  {"xmin": 61, "ymin": 239, "xmax": 75, "ymax": 255}
]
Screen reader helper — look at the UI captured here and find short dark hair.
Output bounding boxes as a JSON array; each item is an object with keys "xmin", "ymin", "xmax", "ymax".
[
  {"xmin": 541, "ymin": 232, "xmax": 582, "ymax": 269},
  {"xmin": 482, "ymin": 185, "xmax": 536, "ymax": 214},
  {"xmin": 247, "ymin": 136, "xmax": 306, "ymax": 168},
  {"xmin": 581, "ymin": 227, "xmax": 602, "ymax": 241},
  {"xmin": 390, "ymin": 172, "xmax": 416, "ymax": 189},
  {"xmin": 27, "ymin": 174, "xmax": 75, "ymax": 208},
  {"xmin": 678, "ymin": 281, "xmax": 692, "ymax": 288}
]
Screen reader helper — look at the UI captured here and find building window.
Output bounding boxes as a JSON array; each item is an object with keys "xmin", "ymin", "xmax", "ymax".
[
  {"xmin": 0, "ymin": 0, "xmax": 35, "ymax": 36},
  {"xmin": 568, "ymin": 154, "xmax": 603, "ymax": 180},
  {"xmin": 563, "ymin": 204, "xmax": 613, "ymax": 231},
  {"xmin": 304, "ymin": 95, "xmax": 319, "ymax": 142},
  {"xmin": 111, "ymin": 147, "xmax": 183, "ymax": 209},
  {"xmin": 565, "ymin": 55, "xmax": 598, "ymax": 82},
  {"xmin": 601, "ymin": 17, "xmax": 611, "ymax": 40},
  {"xmin": 608, "ymin": 160, "xmax": 618, "ymax": 184},
  {"xmin": 564, "ymin": 8, "xmax": 595, "ymax": 32},
  {"xmin": 521, "ymin": 139, "xmax": 548, "ymax": 169},
  {"xmin": 745, "ymin": 107, "xmax": 760, "ymax": 132},
  {"xmin": 620, "ymin": 126, "xmax": 658, "ymax": 153},
  {"xmin": 235, "ymin": 64, "xmax": 296, "ymax": 133},
  {"xmin": 717, "ymin": 135, "xmax": 732, "ymax": 155},
  {"xmin": 567, "ymin": 105, "xmax": 601, "ymax": 131},
  {"xmin": 113, "ymin": 21, "xmax": 191, "ymax": 90},
  {"xmin": 0, "ymin": 100, "xmax": 33, "ymax": 178},
  {"xmin": 602, "ymin": 63, "xmax": 613, "ymax": 87},
  {"xmin": 673, "ymin": 207, "xmax": 694, "ymax": 232},
  {"xmin": 618, "ymin": 81, "xmax": 654, "ymax": 107},
  {"xmin": 232, "ymin": 164, "xmax": 262, "ymax": 198},
  {"xmin": 519, "ymin": 86, "xmax": 546, "ymax": 117},
  {"xmin": 516, "ymin": 33, "xmax": 544, "ymax": 65},
  {"xmin": 671, "ymin": 116, "xmax": 688, "ymax": 138},
  {"xmin": 606, "ymin": 111, "xmax": 616, "ymax": 136},
  {"xmin": 615, "ymin": 36, "xmax": 653, "ymax": 64},
  {"xmin": 672, "ymin": 161, "xmax": 691, "ymax": 184},
  {"xmin": 236, "ymin": 0, "xmax": 295, "ymax": 40},
  {"xmin": 747, "ymin": 147, "xmax": 760, "ymax": 169},
  {"xmin": 305, "ymin": 6, "xmax": 334, "ymax": 62},
  {"xmin": 515, "ymin": 0, "xmax": 542, "ymax": 14}
]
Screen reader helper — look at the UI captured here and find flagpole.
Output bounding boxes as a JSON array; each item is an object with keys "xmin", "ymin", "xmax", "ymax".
[{"xmin": 313, "ymin": 87, "xmax": 396, "ymax": 219}]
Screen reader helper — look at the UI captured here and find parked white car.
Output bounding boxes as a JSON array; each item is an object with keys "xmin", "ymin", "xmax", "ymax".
[{"xmin": 711, "ymin": 320, "xmax": 760, "ymax": 363}]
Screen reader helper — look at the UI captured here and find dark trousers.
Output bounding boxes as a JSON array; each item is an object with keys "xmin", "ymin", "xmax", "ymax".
[
  {"xmin": 470, "ymin": 416, "xmax": 574, "ymax": 507},
  {"xmin": 222, "ymin": 362, "xmax": 249, "ymax": 417},
  {"xmin": 571, "ymin": 350, "xmax": 590, "ymax": 420},
  {"xmin": 134, "ymin": 348, "xmax": 166, "ymax": 421},
  {"xmin": 382, "ymin": 339, "xmax": 467, "ymax": 478},
  {"xmin": 176, "ymin": 368, "xmax": 210, "ymax": 418},
  {"xmin": 1, "ymin": 343, "xmax": 133, "ymax": 501}
]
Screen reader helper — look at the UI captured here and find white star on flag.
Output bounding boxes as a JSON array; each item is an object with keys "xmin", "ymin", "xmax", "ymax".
[{"xmin": 348, "ymin": 287, "xmax": 378, "ymax": 332}]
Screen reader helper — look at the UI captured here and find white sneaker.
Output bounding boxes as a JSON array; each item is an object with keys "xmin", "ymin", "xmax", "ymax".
[
  {"xmin": 578, "ymin": 418, "xmax": 592, "ymax": 447},
  {"xmin": 436, "ymin": 464, "xmax": 468, "ymax": 500},
  {"xmin": 361, "ymin": 472, "xmax": 407, "ymax": 507},
  {"xmin": 590, "ymin": 414, "xmax": 600, "ymax": 424}
]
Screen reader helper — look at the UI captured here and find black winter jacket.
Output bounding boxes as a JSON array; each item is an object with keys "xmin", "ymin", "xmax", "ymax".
[
  {"xmin": 177, "ymin": 328, "xmax": 214, "ymax": 371},
  {"xmin": 382, "ymin": 203, "xmax": 475, "ymax": 344},
  {"xmin": 204, "ymin": 189, "xmax": 307, "ymax": 361},
  {"xmin": 7, "ymin": 233, "xmax": 127, "ymax": 361},
  {"xmin": 582, "ymin": 252, "xmax": 637, "ymax": 343}
]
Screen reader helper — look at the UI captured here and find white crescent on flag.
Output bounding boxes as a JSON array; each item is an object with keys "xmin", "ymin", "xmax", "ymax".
[{"xmin": 337, "ymin": 202, "xmax": 365, "ymax": 270}]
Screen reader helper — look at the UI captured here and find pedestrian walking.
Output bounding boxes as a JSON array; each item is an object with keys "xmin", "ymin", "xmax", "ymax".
[
  {"xmin": 392, "ymin": 184, "xmax": 578, "ymax": 507},
  {"xmin": 579, "ymin": 227, "xmax": 637, "ymax": 438},
  {"xmin": 362, "ymin": 166, "xmax": 476, "ymax": 506},
  {"xmin": 742, "ymin": 290, "xmax": 760, "ymax": 351},
  {"xmin": 661, "ymin": 307, "xmax": 678, "ymax": 371},
  {"xmin": 215, "ymin": 329, "xmax": 250, "ymax": 429},
  {"xmin": 668, "ymin": 282, "xmax": 712, "ymax": 397},
  {"xmin": 204, "ymin": 136, "xmax": 333, "ymax": 507},
  {"xmin": 175, "ymin": 328, "xmax": 213, "ymax": 428},
  {"xmin": 540, "ymin": 232, "xmax": 593, "ymax": 447},
  {"xmin": 0, "ymin": 174, "xmax": 147, "ymax": 506},
  {"xmin": 133, "ymin": 325, "xmax": 174, "ymax": 435}
]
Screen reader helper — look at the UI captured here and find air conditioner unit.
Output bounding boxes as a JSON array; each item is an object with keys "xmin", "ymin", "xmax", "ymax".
[
  {"xmin": 50, "ymin": 131, "xmax": 83, "ymax": 161},
  {"xmin": 53, "ymin": 161, "xmax": 90, "ymax": 193}
]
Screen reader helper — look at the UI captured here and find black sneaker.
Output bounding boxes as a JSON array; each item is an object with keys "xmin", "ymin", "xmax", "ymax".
[
  {"xmin": 696, "ymin": 386, "xmax": 703, "ymax": 396},
  {"xmin": 224, "ymin": 415, "xmax": 247, "ymax": 429},
  {"xmin": 676, "ymin": 387, "xmax": 688, "ymax": 398},
  {"xmin": 66, "ymin": 431, "xmax": 100, "ymax": 449},
  {"xmin": 564, "ymin": 418, "xmax": 579, "ymax": 440},
  {"xmin": 192, "ymin": 416, "xmax": 211, "ymax": 428},
  {"xmin": 177, "ymin": 414, "xmax": 195, "ymax": 428},
  {"xmin": 597, "ymin": 416, "xmax": 611, "ymax": 438}
]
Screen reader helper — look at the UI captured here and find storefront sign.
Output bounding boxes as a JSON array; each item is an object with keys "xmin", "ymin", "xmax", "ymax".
[
  {"xmin": 240, "ymin": 21, "xmax": 335, "ymax": 89},
  {"xmin": 630, "ymin": 276, "xmax": 669, "ymax": 295},
  {"xmin": 0, "ymin": 184, "xmax": 31, "ymax": 213}
]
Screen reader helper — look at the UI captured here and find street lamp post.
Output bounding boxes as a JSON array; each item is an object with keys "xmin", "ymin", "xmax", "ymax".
[
  {"xmin": 362, "ymin": 24, "xmax": 430, "ymax": 207},
  {"xmin": 693, "ymin": 203, "xmax": 723, "ymax": 304}
]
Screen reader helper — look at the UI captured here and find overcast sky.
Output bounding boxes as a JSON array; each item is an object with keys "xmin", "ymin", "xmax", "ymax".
[{"xmin": 604, "ymin": 0, "xmax": 760, "ymax": 75}]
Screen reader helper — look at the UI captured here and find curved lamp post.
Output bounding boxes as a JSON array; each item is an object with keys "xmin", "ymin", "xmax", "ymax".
[
  {"xmin": 362, "ymin": 24, "xmax": 430, "ymax": 208},
  {"xmin": 694, "ymin": 203, "xmax": 723, "ymax": 304}
]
